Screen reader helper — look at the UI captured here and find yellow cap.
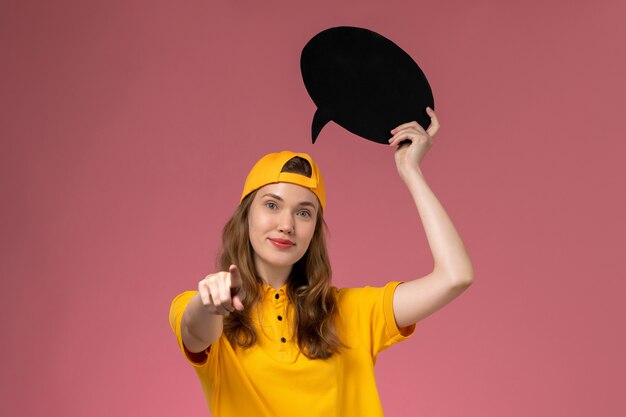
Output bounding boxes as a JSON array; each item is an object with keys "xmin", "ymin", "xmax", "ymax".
[{"xmin": 240, "ymin": 151, "xmax": 326, "ymax": 211}]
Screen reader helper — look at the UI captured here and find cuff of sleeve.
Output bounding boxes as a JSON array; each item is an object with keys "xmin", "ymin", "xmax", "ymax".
[
  {"xmin": 382, "ymin": 282, "xmax": 416, "ymax": 346},
  {"xmin": 169, "ymin": 291, "xmax": 210, "ymax": 368}
]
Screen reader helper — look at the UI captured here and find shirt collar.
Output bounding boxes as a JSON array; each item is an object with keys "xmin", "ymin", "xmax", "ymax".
[{"xmin": 262, "ymin": 283, "xmax": 288, "ymax": 299}]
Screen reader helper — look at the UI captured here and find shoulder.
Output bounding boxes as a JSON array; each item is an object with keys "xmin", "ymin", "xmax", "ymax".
[
  {"xmin": 335, "ymin": 282, "xmax": 403, "ymax": 310},
  {"xmin": 336, "ymin": 282, "xmax": 402, "ymax": 299}
]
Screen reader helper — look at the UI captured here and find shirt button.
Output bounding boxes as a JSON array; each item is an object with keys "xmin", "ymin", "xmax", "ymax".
[
  {"xmin": 275, "ymin": 293, "xmax": 280, "ymax": 299},
  {"xmin": 280, "ymin": 337, "xmax": 286, "ymax": 343},
  {"xmin": 277, "ymin": 315, "xmax": 283, "ymax": 321}
]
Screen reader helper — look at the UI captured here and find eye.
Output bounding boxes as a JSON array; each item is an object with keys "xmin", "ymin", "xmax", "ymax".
[
  {"xmin": 297, "ymin": 210, "xmax": 312, "ymax": 218},
  {"xmin": 265, "ymin": 202, "xmax": 277, "ymax": 210}
]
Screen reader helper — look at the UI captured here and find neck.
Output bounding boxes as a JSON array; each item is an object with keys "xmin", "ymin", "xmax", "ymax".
[{"xmin": 256, "ymin": 264, "xmax": 292, "ymax": 290}]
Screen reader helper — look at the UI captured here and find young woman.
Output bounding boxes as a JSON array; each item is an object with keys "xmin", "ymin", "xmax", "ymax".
[{"xmin": 169, "ymin": 108, "xmax": 474, "ymax": 417}]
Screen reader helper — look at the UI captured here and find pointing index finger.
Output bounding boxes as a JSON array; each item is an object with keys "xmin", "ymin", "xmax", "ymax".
[
  {"xmin": 228, "ymin": 264, "xmax": 245, "ymax": 311},
  {"xmin": 229, "ymin": 264, "xmax": 242, "ymax": 288}
]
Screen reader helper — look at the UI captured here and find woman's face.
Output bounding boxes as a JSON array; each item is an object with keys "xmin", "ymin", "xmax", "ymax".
[{"xmin": 248, "ymin": 182, "xmax": 319, "ymax": 281}]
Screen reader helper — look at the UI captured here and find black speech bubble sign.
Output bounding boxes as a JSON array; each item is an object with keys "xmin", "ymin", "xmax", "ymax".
[{"xmin": 301, "ymin": 26, "xmax": 434, "ymax": 144}]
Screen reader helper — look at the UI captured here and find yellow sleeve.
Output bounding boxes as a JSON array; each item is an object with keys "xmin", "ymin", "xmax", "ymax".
[
  {"xmin": 379, "ymin": 281, "xmax": 416, "ymax": 350},
  {"xmin": 168, "ymin": 290, "xmax": 211, "ymax": 367},
  {"xmin": 339, "ymin": 282, "xmax": 416, "ymax": 358}
]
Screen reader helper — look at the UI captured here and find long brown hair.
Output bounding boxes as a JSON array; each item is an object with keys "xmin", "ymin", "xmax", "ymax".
[{"xmin": 218, "ymin": 157, "xmax": 342, "ymax": 359}]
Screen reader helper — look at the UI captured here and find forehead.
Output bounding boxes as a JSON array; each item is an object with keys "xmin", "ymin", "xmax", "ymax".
[{"xmin": 255, "ymin": 182, "xmax": 319, "ymax": 208}]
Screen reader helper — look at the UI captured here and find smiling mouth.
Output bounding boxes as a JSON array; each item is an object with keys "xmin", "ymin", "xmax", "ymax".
[{"xmin": 269, "ymin": 238, "xmax": 295, "ymax": 248}]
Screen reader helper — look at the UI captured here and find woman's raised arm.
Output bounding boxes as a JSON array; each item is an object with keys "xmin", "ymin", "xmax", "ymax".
[{"xmin": 387, "ymin": 109, "xmax": 474, "ymax": 328}]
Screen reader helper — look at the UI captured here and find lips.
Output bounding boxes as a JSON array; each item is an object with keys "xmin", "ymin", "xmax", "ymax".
[{"xmin": 269, "ymin": 238, "xmax": 295, "ymax": 248}]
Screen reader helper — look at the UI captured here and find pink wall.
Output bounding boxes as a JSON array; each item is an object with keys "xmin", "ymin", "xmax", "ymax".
[{"xmin": 2, "ymin": 0, "xmax": 625, "ymax": 416}]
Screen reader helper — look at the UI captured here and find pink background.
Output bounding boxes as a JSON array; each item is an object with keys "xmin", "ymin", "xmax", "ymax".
[{"xmin": 2, "ymin": 0, "xmax": 625, "ymax": 416}]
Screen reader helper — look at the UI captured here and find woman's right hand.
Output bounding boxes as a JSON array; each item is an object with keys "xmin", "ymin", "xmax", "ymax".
[{"xmin": 198, "ymin": 264, "xmax": 245, "ymax": 316}]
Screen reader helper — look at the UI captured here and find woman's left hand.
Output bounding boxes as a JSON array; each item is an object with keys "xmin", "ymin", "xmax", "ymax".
[{"xmin": 388, "ymin": 107, "xmax": 440, "ymax": 178}]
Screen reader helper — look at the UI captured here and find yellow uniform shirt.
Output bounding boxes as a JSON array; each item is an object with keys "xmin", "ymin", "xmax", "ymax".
[{"xmin": 169, "ymin": 281, "xmax": 415, "ymax": 417}]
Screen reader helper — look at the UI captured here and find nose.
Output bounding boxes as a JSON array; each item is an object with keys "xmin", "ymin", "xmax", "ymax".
[{"xmin": 278, "ymin": 212, "xmax": 295, "ymax": 234}]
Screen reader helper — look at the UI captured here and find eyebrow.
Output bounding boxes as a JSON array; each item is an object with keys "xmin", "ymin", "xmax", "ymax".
[{"xmin": 261, "ymin": 193, "xmax": 318, "ymax": 210}]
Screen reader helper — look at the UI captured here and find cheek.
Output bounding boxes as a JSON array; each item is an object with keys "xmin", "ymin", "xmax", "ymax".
[
  {"xmin": 247, "ymin": 212, "xmax": 259, "ymax": 244},
  {"xmin": 301, "ymin": 223, "xmax": 317, "ymax": 246},
  {"xmin": 248, "ymin": 210, "xmax": 271, "ymax": 242}
]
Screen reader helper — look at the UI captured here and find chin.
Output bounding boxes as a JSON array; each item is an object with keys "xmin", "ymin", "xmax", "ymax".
[{"xmin": 262, "ymin": 252, "xmax": 306, "ymax": 270}]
